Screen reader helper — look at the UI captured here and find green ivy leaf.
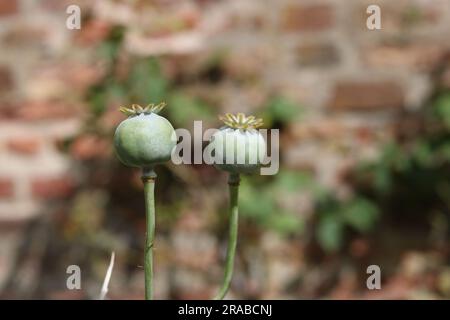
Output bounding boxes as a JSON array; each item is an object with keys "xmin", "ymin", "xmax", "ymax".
[
  {"xmin": 437, "ymin": 143, "xmax": 450, "ymax": 161},
  {"xmin": 341, "ymin": 198, "xmax": 379, "ymax": 233},
  {"xmin": 275, "ymin": 171, "xmax": 314, "ymax": 192},
  {"xmin": 239, "ymin": 184, "xmax": 274, "ymax": 219},
  {"xmin": 263, "ymin": 97, "xmax": 301, "ymax": 126},
  {"xmin": 128, "ymin": 58, "xmax": 167, "ymax": 103},
  {"xmin": 434, "ymin": 93, "xmax": 450, "ymax": 128},
  {"xmin": 317, "ymin": 214, "xmax": 344, "ymax": 252},
  {"xmin": 413, "ymin": 141, "xmax": 434, "ymax": 167},
  {"xmin": 267, "ymin": 212, "xmax": 304, "ymax": 235}
]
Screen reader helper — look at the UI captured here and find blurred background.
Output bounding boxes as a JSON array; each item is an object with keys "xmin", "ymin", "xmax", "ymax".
[{"xmin": 0, "ymin": 0, "xmax": 450, "ymax": 299}]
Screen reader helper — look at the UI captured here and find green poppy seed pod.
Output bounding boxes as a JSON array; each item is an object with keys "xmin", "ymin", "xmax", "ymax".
[
  {"xmin": 209, "ymin": 113, "xmax": 266, "ymax": 174},
  {"xmin": 114, "ymin": 103, "xmax": 176, "ymax": 168}
]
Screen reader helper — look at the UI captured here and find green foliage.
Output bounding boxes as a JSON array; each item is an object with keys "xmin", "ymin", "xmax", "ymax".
[
  {"xmin": 316, "ymin": 213, "xmax": 344, "ymax": 252},
  {"xmin": 98, "ymin": 25, "xmax": 125, "ymax": 62},
  {"xmin": 341, "ymin": 198, "xmax": 379, "ymax": 232},
  {"xmin": 402, "ymin": 6, "xmax": 423, "ymax": 27},
  {"xmin": 262, "ymin": 96, "xmax": 302, "ymax": 127},
  {"xmin": 434, "ymin": 92, "xmax": 450, "ymax": 129},
  {"xmin": 239, "ymin": 171, "xmax": 309, "ymax": 235},
  {"xmin": 315, "ymin": 195, "xmax": 379, "ymax": 252},
  {"xmin": 167, "ymin": 93, "xmax": 214, "ymax": 127},
  {"xmin": 128, "ymin": 58, "xmax": 168, "ymax": 103},
  {"xmin": 348, "ymin": 88, "xmax": 450, "ymax": 251},
  {"xmin": 242, "ymin": 168, "xmax": 380, "ymax": 251},
  {"xmin": 239, "ymin": 169, "xmax": 380, "ymax": 243}
]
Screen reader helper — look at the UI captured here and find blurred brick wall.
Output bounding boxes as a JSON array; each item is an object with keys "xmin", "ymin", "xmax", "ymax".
[{"xmin": 0, "ymin": 0, "xmax": 449, "ymax": 296}]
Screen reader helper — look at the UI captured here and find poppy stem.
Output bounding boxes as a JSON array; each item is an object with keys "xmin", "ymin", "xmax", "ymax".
[
  {"xmin": 214, "ymin": 172, "xmax": 240, "ymax": 300},
  {"xmin": 142, "ymin": 166, "xmax": 157, "ymax": 300}
]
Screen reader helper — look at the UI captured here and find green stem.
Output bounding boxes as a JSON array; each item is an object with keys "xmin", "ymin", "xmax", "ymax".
[
  {"xmin": 142, "ymin": 167, "xmax": 157, "ymax": 300},
  {"xmin": 214, "ymin": 173, "xmax": 240, "ymax": 300}
]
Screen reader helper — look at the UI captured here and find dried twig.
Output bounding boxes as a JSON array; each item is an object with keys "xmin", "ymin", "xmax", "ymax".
[{"xmin": 99, "ymin": 252, "xmax": 115, "ymax": 300}]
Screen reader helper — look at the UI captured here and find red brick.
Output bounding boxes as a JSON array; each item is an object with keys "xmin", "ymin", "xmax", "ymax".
[
  {"xmin": 296, "ymin": 42, "xmax": 339, "ymax": 67},
  {"xmin": 281, "ymin": 4, "xmax": 334, "ymax": 32},
  {"xmin": 0, "ymin": 102, "xmax": 19, "ymax": 120},
  {"xmin": 62, "ymin": 64, "xmax": 103, "ymax": 93},
  {"xmin": 329, "ymin": 81, "xmax": 404, "ymax": 111},
  {"xmin": 7, "ymin": 137, "xmax": 41, "ymax": 155},
  {"xmin": 15, "ymin": 100, "xmax": 81, "ymax": 121},
  {"xmin": 443, "ymin": 68, "xmax": 450, "ymax": 89},
  {"xmin": 40, "ymin": 0, "xmax": 78, "ymax": 11},
  {"xmin": 23, "ymin": 63, "xmax": 102, "ymax": 98},
  {"xmin": 0, "ymin": 219, "xmax": 27, "ymax": 231},
  {"xmin": 31, "ymin": 176, "xmax": 75, "ymax": 200},
  {"xmin": 179, "ymin": 6, "xmax": 201, "ymax": 29},
  {"xmin": 224, "ymin": 46, "xmax": 272, "ymax": 80},
  {"xmin": 75, "ymin": 20, "xmax": 112, "ymax": 46},
  {"xmin": 0, "ymin": 178, "xmax": 14, "ymax": 199},
  {"xmin": 0, "ymin": 0, "xmax": 18, "ymax": 16},
  {"xmin": 47, "ymin": 290, "xmax": 85, "ymax": 300},
  {"xmin": 70, "ymin": 134, "xmax": 110, "ymax": 160},
  {"xmin": 0, "ymin": 66, "xmax": 13, "ymax": 92},
  {"xmin": 99, "ymin": 107, "xmax": 124, "ymax": 131},
  {"xmin": 2, "ymin": 24, "xmax": 49, "ymax": 47},
  {"xmin": 288, "ymin": 120, "xmax": 345, "ymax": 141},
  {"xmin": 355, "ymin": 126, "xmax": 375, "ymax": 144},
  {"xmin": 364, "ymin": 44, "xmax": 447, "ymax": 71}
]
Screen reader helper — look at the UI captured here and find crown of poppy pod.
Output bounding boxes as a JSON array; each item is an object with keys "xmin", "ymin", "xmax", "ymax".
[
  {"xmin": 219, "ymin": 113, "xmax": 264, "ymax": 130},
  {"xmin": 119, "ymin": 102, "xmax": 167, "ymax": 117}
]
